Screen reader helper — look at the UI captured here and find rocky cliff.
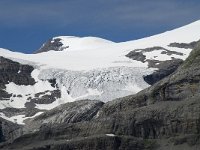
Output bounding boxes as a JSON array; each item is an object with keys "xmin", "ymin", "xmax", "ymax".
[
  {"xmin": 0, "ymin": 57, "xmax": 35, "ymax": 100},
  {"xmin": 0, "ymin": 118, "xmax": 22, "ymax": 145}
]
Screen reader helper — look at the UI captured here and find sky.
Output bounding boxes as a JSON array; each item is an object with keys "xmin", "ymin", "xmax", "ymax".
[{"xmin": 0, "ymin": 0, "xmax": 200, "ymax": 53}]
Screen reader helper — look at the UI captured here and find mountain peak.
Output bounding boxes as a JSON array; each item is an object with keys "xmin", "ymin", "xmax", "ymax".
[{"xmin": 35, "ymin": 36, "xmax": 114, "ymax": 53}]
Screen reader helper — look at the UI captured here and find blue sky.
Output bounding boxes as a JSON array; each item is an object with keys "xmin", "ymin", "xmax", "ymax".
[{"xmin": 0, "ymin": 0, "xmax": 200, "ymax": 53}]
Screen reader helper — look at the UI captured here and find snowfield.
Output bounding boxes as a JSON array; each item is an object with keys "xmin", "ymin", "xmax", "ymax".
[
  {"xmin": 1, "ymin": 21, "xmax": 200, "ymax": 71},
  {"xmin": 53, "ymin": 36, "xmax": 115, "ymax": 51}
]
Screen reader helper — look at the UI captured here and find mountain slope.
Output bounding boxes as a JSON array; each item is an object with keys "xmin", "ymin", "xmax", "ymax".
[
  {"xmin": 3, "ymin": 39, "xmax": 200, "ymax": 150},
  {"xmin": 0, "ymin": 20, "xmax": 200, "ymax": 126}
]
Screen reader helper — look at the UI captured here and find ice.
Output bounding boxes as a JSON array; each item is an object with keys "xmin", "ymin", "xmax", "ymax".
[{"xmin": 38, "ymin": 67, "xmax": 154, "ymax": 102}]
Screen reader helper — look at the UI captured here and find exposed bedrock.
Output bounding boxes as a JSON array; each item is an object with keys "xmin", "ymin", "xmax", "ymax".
[
  {"xmin": 168, "ymin": 40, "xmax": 199, "ymax": 49},
  {"xmin": 0, "ymin": 118, "xmax": 22, "ymax": 144},
  {"xmin": 0, "ymin": 57, "xmax": 35, "ymax": 101},
  {"xmin": 34, "ymin": 38, "xmax": 68, "ymax": 53},
  {"xmin": 0, "ymin": 56, "xmax": 35, "ymax": 87},
  {"xmin": 143, "ymin": 59, "xmax": 183, "ymax": 85}
]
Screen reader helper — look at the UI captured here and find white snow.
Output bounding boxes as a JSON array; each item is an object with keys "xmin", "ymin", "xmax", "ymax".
[
  {"xmin": 106, "ymin": 134, "xmax": 116, "ymax": 137},
  {"xmin": 53, "ymin": 36, "xmax": 115, "ymax": 51},
  {"xmin": 144, "ymin": 50, "xmax": 182, "ymax": 61},
  {"xmin": 123, "ymin": 84, "xmax": 142, "ymax": 93},
  {"xmin": 75, "ymin": 88, "xmax": 103, "ymax": 100}
]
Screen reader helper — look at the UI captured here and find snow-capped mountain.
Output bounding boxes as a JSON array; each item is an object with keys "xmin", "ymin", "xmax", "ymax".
[
  {"xmin": 35, "ymin": 36, "xmax": 115, "ymax": 53},
  {"xmin": 0, "ymin": 20, "xmax": 200, "ymax": 125}
]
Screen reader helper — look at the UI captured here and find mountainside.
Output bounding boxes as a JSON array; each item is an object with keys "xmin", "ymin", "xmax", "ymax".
[
  {"xmin": 0, "ymin": 20, "xmax": 200, "ymax": 134},
  {"xmin": 2, "ymin": 32, "xmax": 200, "ymax": 150}
]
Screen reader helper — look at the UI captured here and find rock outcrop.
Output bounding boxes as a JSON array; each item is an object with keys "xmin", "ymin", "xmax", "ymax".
[
  {"xmin": 0, "ymin": 118, "xmax": 22, "ymax": 144},
  {"xmin": 23, "ymin": 100, "xmax": 104, "ymax": 134},
  {"xmin": 168, "ymin": 40, "xmax": 199, "ymax": 49},
  {"xmin": 125, "ymin": 46, "xmax": 185, "ymax": 86},
  {"xmin": 0, "ymin": 57, "xmax": 35, "ymax": 101},
  {"xmin": 35, "ymin": 38, "xmax": 68, "ymax": 53},
  {"xmin": 126, "ymin": 46, "xmax": 184, "ymax": 67},
  {"xmin": 0, "ymin": 56, "xmax": 35, "ymax": 87},
  {"xmin": 126, "ymin": 42, "xmax": 199, "ymax": 86},
  {"xmin": 143, "ymin": 59, "xmax": 183, "ymax": 85}
]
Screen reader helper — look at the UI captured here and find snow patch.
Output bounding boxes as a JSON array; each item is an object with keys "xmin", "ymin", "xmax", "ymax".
[
  {"xmin": 106, "ymin": 134, "xmax": 116, "ymax": 137},
  {"xmin": 75, "ymin": 88, "xmax": 103, "ymax": 100}
]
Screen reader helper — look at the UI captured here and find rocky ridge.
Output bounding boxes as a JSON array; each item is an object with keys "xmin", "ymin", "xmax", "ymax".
[{"xmin": 35, "ymin": 38, "xmax": 68, "ymax": 53}]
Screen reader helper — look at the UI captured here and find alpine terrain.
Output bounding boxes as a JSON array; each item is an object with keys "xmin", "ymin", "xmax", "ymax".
[{"xmin": 0, "ymin": 20, "xmax": 200, "ymax": 149}]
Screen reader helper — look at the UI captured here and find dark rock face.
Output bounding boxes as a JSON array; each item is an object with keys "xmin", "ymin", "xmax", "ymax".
[
  {"xmin": 168, "ymin": 40, "xmax": 199, "ymax": 49},
  {"xmin": 0, "ymin": 57, "xmax": 35, "ymax": 100},
  {"xmin": 126, "ymin": 46, "xmax": 183, "ymax": 67},
  {"xmin": 0, "ymin": 118, "xmax": 22, "ymax": 143},
  {"xmin": 126, "ymin": 51, "xmax": 146, "ymax": 63},
  {"xmin": 30, "ymin": 90, "xmax": 61, "ymax": 105},
  {"xmin": 0, "ymin": 57, "xmax": 35, "ymax": 86},
  {"xmin": 0, "ymin": 107, "xmax": 41, "ymax": 118},
  {"xmin": 23, "ymin": 100, "xmax": 104, "ymax": 134},
  {"xmin": 144, "ymin": 59, "xmax": 183, "ymax": 85},
  {"xmin": 18, "ymin": 135, "xmax": 157, "ymax": 150},
  {"xmin": 47, "ymin": 79, "xmax": 58, "ymax": 88},
  {"xmin": 35, "ymin": 38, "xmax": 69, "ymax": 53}
]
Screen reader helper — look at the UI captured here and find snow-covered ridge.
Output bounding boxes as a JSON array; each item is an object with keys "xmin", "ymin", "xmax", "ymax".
[
  {"xmin": 53, "ymin": 36, "xmax": 115, "ymax": 51},
  {"xmin": 1, "ymin": 21, "xmax": 200, "ymax": 71},
  {"xmin": 122, "ymin": 20, "xmax": 200, "ymax": 46}
]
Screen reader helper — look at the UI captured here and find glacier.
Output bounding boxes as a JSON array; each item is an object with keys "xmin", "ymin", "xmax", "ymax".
[{"xmin": 0, "ymin": 20, "xmax": 200, "ymax": 124}]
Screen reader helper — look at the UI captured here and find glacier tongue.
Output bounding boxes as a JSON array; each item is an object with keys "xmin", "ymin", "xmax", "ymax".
[{"xmin": 38, "ymin": 66, "xmax": 155, "ymax": 102}]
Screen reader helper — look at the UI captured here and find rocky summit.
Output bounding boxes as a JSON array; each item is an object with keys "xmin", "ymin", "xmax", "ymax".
[{"xmin": 0, "ymin": 21, "xmax": 200, "ymax": 150}]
